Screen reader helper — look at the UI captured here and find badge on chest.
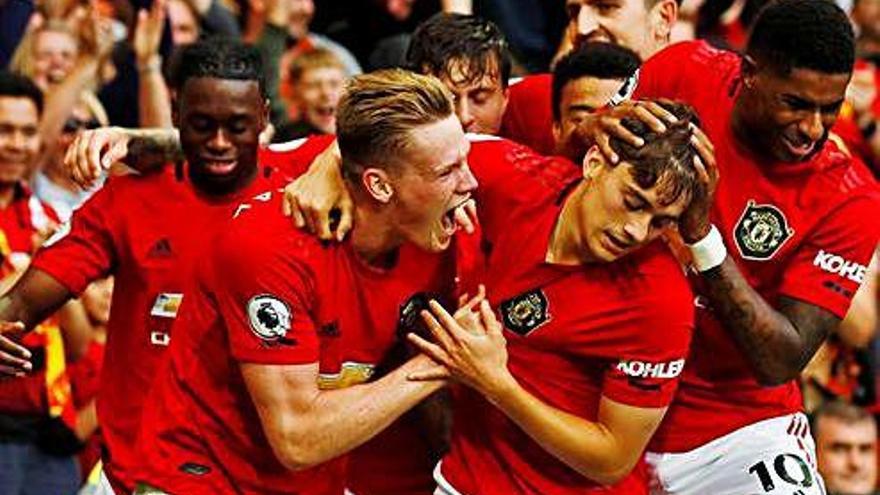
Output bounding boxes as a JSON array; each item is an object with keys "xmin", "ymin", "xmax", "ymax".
[
  {"xmin": 733, "ymin": 200, "xmax": 794, "ymax": 261},
  {"xmin": 500, "ymin": 289, "xmax": 551, "ymax": 336}
]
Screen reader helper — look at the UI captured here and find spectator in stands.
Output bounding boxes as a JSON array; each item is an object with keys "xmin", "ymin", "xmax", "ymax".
[
  {"xmin": 273, "ymin": 48, "xmax": 346, "ymax": 142},
  {"xmin": 854, "ymin": 0, "xmax": 880, "ymax": 61},
  {"xmin": 167, "ymin": 0, "xmax": 201, "ymax": 46},
  {"xmin": 10, "ymin": 19, "xmax": 80, "ymax": 93},
  {"xmin": 814, "ymin": 401, "xmax": 880, "ymax": 495},
  {"xmin": 257, "ymin": 0, "xmax": 361, "ymax": 127},
  {"xmin": 0, "ymin": 68, "xmax": 94, "ymax": 495}
]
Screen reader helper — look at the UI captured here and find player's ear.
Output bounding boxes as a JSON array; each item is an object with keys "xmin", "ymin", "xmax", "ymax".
[
  {"xmin": 552, "ymin": 120, "xmax": 562, "ymax": 145},
  {"xmin": 260, "ymin": 99, "xmax": 270, "ymax": 130},
  {"xmin": 362, "ymin": 168, "xmax": 394, "ymax": 203},
  {"xmin": 582, "ymin": 145, "xmax": 605, "ymax": 181},
  {"xmin": 649, "ymin": 0, "xmax": 677, "ymax": 45},
  {"xmin": 741, "ymin": 55, "xmax": 758, "ymax": 90}
]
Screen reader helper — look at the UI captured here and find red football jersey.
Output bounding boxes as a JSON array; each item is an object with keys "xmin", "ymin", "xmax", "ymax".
[
  {"xmin": 28, "ymin": 139, "xmax": 330, "ymax": 490},
  {"xmin": 0, "ymin": 183, "xmax": 58, "ymax": 256},
  {"xmin": 0, "ymin": 185, "xmax": 59, "ymax": 416},
  {"xmin": 135, "ymin": 189, "xmax": 466, "ymax": 494},
  {"xmin": 501, "ymin": 74, "xmax": 557, "ymax": 156},
  {"xmin": 438, "ymin": 138, "xmax": 694, "ymax": 495},
  {"xmin": 635, "ymin": 40, "xmax": 880, "ymax": 452}
]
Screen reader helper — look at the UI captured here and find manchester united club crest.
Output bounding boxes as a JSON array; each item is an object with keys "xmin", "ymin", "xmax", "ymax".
[
  {"xmin": 733, "ymin": 200, "xmax": 794, "ymax": 261},
  {"xmin": 500, "ymin": 289, "xmax": 550, "ymax": 336}
]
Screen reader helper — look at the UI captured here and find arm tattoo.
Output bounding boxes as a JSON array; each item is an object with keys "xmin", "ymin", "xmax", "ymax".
[
  {"xmin": 701, "ymin": 257, "xmax": 839, "ymax": 386},
  {"xmin": 126, "ymin": 129, "xmax": 184, "ymax": 172}
]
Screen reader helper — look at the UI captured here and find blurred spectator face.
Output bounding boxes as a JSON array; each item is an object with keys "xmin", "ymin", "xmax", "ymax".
[
  {"xmin": 553, "ymin": 76, "xmax": 625, "ymax": 160},
  {"xmin": 816, "ymin": 415, "xmax": 878, "ymax": 494},
  {"xmin": 564, "ymin": 0, "xmax": 675, "ymax": 60},
  {"xmin": 32, "ymin": 29, "xmax": 79, "ymax": 89},
  {"xmin": 288, "ymin": 0, "xmax": 315, "ymax": 39},
  {"xmin": 0, "ymin": 96, "xmax": 40, "ymax": 186},
  {"xmin": 855, "ymin": 0, "xmax": 880, "ymax": 43},
  {"xmin": 56, "ymin": 104, "xmax": 101, "ymax": 164},
  {"xmin": 385, "ymin": 0, "xmax": 415, "ymax": 21},
  {"xmin": 294, "ymin": 66, "xmax": 345, "ymax": 134},
  {"xmin": 168, "ymin": 0, "xmax": 200, "ymax": 46},
  {"xmin": 437, "ymin": 58, "xmax": 508, "ymax": 134},
  {"xmin": 82, "ymin": 277, "xmax": 113, "ymax": 325}
]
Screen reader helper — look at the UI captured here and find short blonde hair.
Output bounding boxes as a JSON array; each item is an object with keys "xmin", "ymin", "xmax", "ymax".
[
  {"xmin": 288, "ymin": 48, "xmax": 345, "ymax": 84},
  {"xmin": 9, "ymin": 20, "xmax": 79, "ymax": 82},
  {"xmin": 336, "ymin": 69, "xmax": 453, "ymax": 182}
]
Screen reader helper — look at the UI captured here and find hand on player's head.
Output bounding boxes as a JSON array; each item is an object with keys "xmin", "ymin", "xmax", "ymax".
[{"xmin": 571, "ymin": 99, "xmax": 679, "ymax": 164}]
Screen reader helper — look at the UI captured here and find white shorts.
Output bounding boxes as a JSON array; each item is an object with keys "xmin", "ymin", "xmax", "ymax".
[
  {"xmin": 91, "ymin": 469, "xmax": 117, "ymax": 495},
  {"xmin": 646, "ymin": 413, "xmax": 826, "ymax": 495}
]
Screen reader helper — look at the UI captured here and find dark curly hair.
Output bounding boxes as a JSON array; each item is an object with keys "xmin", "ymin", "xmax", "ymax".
[
  {"xmin": 169, "ymin": 37, "xmax": 266, "ymax": 98},
  {"xmin": 609, "ymin": 101, "xmax": 702, "ymax": 206},
  {"xmin": 746, "ymin": 0, "xmax": 854, "ymax": 76},
  {"xmin": 552, "ymin": 42, "xmax": 641, "ymax": 122},
  {"xmin": 406, "ymin": 13, "xmax": 511, "ymax": 89}
]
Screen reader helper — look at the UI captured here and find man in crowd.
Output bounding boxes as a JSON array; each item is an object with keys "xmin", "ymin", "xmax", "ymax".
[
  {"xmin": 622, "ymin": 0, "xmax": 880, "ymax": 492},
  {"xmin": 0, "ymin": 38, "xmax": 313, "ymax": 494},
  {"xmin": 273, "ymin": 48, "xmax": 347, "ymax": 142},
  {"xmin": 814, "ymin": 401, "xmax": 879, "ymax": 495},
  {"xmin": 0, "ymin": 69, "xmax": 87, "ymax": 495}
]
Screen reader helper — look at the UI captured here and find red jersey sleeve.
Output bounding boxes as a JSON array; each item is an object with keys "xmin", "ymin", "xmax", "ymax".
[
  {"xmin": 634, "ymin": 41, "xmax": 704, "ymax": 101},
  {"xmin": 262, "ymin": 134, "xmax": 337, "ymax": 178},
  {"xmin": 210, "ymin": 203, "xmax": 321, "ymax": 365},
  {"xmin": 31, "ymin": 181, "xmax": 117, "ymax": 295},
  {"xmin": 468, "ymin": 137, "xmax": 579, "ymax": 244},
  {"xmin": 500, "ymin": 74, "xmax": 556, "ymax": 155},
  {"xmin": 779, "ymin": 193, "xmax": 880, "ymax": 318},
  {"xmin": 600, "ymin": 249, "xmax": 694, "ymax": 408}
]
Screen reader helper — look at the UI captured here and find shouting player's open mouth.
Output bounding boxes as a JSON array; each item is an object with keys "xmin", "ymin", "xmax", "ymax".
[{"xmin": 441, "ymin": 196, "xmax": 474, "ymax": 237}]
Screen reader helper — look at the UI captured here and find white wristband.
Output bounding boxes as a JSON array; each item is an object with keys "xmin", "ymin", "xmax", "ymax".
[{"xmin": 687, "ymin": 224, "xmax": 727, "ymax": 272}]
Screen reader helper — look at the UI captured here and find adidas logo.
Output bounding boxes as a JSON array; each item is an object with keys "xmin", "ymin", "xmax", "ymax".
[{"xmin": 147, "ymin": 238, "xmax": 173, "ymax": 259}]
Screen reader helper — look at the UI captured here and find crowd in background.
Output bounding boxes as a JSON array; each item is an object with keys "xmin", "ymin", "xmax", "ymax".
[{"xmin": 0, "ymin": 0, "xmax": 880, "ymax": 494}]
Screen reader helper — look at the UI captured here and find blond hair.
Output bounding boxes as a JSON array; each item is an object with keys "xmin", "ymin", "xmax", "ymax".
[
  {"xmin": 289, "ymin": 48, "xmax": 345, "ymax": 84},
  {"xmin": 336, "ymin": 69, "xmax": 454, "ymax": 183},
  {"xmin": 9, "ymin": 20, "xmax": 79, "ymax": 82}
]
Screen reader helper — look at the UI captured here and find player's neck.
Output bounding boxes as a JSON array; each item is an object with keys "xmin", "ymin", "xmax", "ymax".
[
  {"xmin": 730, "ymin": 102, "xmax": 764, "ymax": 162},
  {"xmin": 547, "ymin": 183, "xmax": 595, "ymax": 266},
  {"xmin": 350, "ymin": 204, "xmax": 401, "ymax": 270},
  {"xmin": 0, "ymin": 183, "xmax": 17, "ymax": 209}
]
